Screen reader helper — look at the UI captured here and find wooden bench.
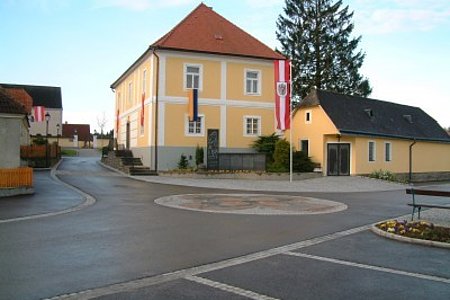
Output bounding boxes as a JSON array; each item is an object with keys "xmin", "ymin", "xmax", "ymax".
[{"xmin": 406, "ymin": 188, "xmax": 450, "ymax": 220}]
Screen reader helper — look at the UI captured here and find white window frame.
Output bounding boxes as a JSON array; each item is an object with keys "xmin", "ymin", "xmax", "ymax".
[
  {"xmin": 184, "ymin": 63, "xmax": 203, "ymax": 90},
  {"xmin": 243, "ymin": 115, "xmax": 261, "ymax": 137},
  {"xmin": 384, "ymin": 142, "xmax": 392, "ymax": 162},
  {"xmin": 368, "ymin": 141, "xmax": 376, "ymax": 162},
  {"xmin": 244, "ymin": 69, "xmax": 261, "ymax": 95},
  {"xmin": 185, "ymin": 114, "xmax": 205, "ymax": 137},
  {"xmin": 127, "ymin": 82, "xmax": 133, "ymax": 106},
  {"xmin": 142, "ymin": 69, "xmax": 147, "ymax": 95},
  {"xmin": 305, "ymin": 110, "xmax": 312, "ymax": 124}
]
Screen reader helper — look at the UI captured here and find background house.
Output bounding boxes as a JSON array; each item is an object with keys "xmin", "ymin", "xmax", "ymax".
[
  {"xmin": 110, "ymin": 3, "xmax": 285, "ymax": 170},
  {"xmin": 291, "ymin": 89, "xmax": 450, "ymax": 181},
  {"xmin": 0, "ymin": 83, "xmax": 63, "ymax": 137},
  {"xmin": 59, "ymin": 123, "xmax": 91, "ymax": 148}
]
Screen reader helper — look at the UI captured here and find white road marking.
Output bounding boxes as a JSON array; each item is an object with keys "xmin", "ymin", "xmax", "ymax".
[
  {"xmin": 285, "ymin": 252, "xmax": 450, "ymax": 284},
  {"xmin": 45, "ymin": 224, "xmax": 371, "ymax": 299},
  {"xmin": 186, "ymin": 275, "xmax": 279, "ymax": 300}
]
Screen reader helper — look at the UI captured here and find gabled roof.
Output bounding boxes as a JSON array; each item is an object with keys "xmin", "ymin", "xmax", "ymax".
[
  {"xmin": 152, "ymin": 3, "xmax": 284, "ymax": 60},
  {"xmin": 62, "ymin": 123, "xmax": 91, "ymax": 142},
  {"xmin": 300, "ymin": 89, "xmax": 450, "ymax": 143},
  {"xmin": 111, "ymin": 4, "xmax": 284, "ymax": 88},
  {"xmin": 0, "ymin": 88, "xmax": 28, "ymax": 115},
  {"xmin": 3, "ymin": 88, "xmax": 33, "ymax": 113},
  {"xmin": 0, "ymin": 83, "xmax": 62, "ymax": 109}
]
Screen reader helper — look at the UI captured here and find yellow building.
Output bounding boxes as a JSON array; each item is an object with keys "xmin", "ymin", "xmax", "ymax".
[
  {"xmin": 291, "ymin": 89, "xmax": 450, "ymax": 180},
  {"xmin": 110, "ymin": 4, "xmax": 284, "ymax": 170}
]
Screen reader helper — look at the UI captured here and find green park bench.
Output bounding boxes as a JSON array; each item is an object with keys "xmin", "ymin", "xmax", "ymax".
[{"xmin": 406, "ymin": 188, "xmax": 450, "ymax": 220}]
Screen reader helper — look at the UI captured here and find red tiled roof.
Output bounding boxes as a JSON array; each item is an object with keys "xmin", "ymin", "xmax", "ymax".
[
  {"xmin": 3, "ymin": 88, "xmax": 33, "ymax": 113},
  {"xmin": 0, "ymin": 88, "xmax": 28, "ymax": 115},
  {"xmin": 152, "ymin": 3, "xmax": 285, "ymax": 60},
  {"xmin": 62, "ymin": 124, "xmax": 91, "ymax": 141}
]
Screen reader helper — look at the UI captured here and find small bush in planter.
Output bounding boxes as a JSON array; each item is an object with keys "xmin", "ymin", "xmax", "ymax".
[{"xmin": 178, "ymin": 154, "xmax": 189, "ymax": 169}]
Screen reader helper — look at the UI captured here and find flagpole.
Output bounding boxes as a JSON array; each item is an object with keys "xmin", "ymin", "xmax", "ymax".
[{"xmin": 289, "ymin": 59, "xmax": 293, "ymax": 183}]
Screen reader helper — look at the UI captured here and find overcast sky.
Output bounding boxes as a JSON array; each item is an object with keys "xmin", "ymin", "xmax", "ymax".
[{"xmin": 1, "ymin": 0, "xmax": 449, "ymax": 132}]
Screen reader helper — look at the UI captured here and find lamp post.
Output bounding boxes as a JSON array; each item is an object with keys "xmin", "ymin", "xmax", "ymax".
[
  {"xmin": 56, "ymin": 123, "xmax": 60, "ymax": 158},
  {"xmin": 56, "ymin": 123, "xmax": 60, "ymax": 145},
  {"xmin": 45, "ymin": 112, "xmax": 51, "ymax": 168}
]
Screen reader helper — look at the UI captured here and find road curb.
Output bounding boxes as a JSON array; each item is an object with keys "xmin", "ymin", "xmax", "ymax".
[
  {"xmin": 0, "ymin": 158, "xmax": 96, "ymax": 224},
  {"xmin": 370, "ymin": 224, "xmax": 450, "ymax": 249}
]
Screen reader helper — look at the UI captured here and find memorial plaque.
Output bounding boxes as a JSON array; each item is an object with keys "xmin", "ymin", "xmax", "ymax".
[{"xmin": 207, "ymin": 129, "xmax": 219, "ymax": 170}]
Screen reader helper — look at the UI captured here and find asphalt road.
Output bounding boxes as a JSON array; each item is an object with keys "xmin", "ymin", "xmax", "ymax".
[{"xmin": 0, "ymin": 155, "xmax": 448, "ymax": 299}]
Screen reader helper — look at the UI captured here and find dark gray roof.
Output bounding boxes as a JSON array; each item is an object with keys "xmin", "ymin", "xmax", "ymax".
[
  {"xmin": 0, "ymin": 83, "xmax": 62, "ymax": 109},
  {"xmin": 300, "ymin": 89, "xmax": 450, "ymax": 143}
]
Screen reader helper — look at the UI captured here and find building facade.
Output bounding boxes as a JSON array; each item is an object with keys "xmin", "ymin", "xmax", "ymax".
[
  {"xmin": 111, "ymin": 4, "xmax": 284, "ymax": 170},
  {"xmin": 291, "ymin": 89, "xmax": 450, "ymax": 179}
]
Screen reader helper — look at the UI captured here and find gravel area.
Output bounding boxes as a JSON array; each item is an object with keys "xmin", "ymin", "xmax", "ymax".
[
  {"xmin": 134, "ymin": 175, "xmax": 405, "ymax": 193},
  {"xmin": 417, "ymin": 208, "xmax": 450, "ymax": 228}
]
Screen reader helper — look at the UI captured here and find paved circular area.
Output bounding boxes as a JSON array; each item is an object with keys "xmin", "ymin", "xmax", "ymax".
[{"xmin": 155, "ymin": 194, "xmax": 347, "ymax": 215}]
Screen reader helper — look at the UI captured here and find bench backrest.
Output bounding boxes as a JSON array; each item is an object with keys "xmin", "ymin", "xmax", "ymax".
[{"xmin": 406, "ymin": 189, "xmax": 450, "ymax": 197}]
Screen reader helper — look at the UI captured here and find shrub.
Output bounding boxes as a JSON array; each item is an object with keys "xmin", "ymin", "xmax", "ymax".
[
  {"xmin": 369, "ymin": 169, "xmax": 396, "ymax": 182},
  {"xmin": 32, "ymin": 134, "xmax": 47, "ymax": 145},
  {"xmin": 269, "ymin": 139, "xmax": 290, "ymax": 172},
  {"xmin": 251, "ymin": 133, "xmax": 280, "ymax": 164},
  {"xmin": 178, "ymin": 154, "xmax": 189, "ymax": 169},
  {"xmin": 101, "ymin": 146, "xmax": 109, "ymax": 157},
  {"xmin": 195, "ymin": 145, "xmax": 204, "ymax": 166},
  {"xmin": 293, "ymin": 151, "xmax": 315, "ymax": 172}
]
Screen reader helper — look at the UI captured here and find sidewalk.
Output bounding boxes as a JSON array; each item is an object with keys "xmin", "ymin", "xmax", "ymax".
[{"xmin": 0, "ymin": 169, "xmax": 85, "ymax": 222}]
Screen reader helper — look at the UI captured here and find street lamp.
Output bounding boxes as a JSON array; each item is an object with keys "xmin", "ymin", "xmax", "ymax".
[
  {"xmin": 56, "ymin": 123, "xmax": 60, "ymax": 158},
  {"xmin": 45, "ymin": 112, "xmax": 51, "ymax": 168}
]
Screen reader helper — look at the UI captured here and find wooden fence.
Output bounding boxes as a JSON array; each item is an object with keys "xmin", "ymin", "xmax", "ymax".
[
  {"xmin": 21, "ymin": 144, "xmax": 60, "ymax": 159},
  {"xmin": 0, "ymin": 167, "xmax": 33, "ymax": 188}
]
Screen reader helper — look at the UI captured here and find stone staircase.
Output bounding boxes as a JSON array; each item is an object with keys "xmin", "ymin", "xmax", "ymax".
[{"xmin": 102, "ymin": 150, "xmax": 157, "ymax": 176}]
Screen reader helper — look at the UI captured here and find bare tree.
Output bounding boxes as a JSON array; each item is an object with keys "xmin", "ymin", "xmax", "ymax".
[{"xmin": 97, "ymin": 112, "xmax": 108, "ymax": 136}]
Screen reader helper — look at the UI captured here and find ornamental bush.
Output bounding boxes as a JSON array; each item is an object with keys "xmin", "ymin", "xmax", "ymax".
[
  {"xmin": 293, "ymin": 151, "xmax": 315, "ymax": 172},
  {"xmin": 251, "ymin": 133, "xmax": 280, "ymax": 164},
  {"xmin": 177, "ymin": 154, "xmax": 189, "ymax": 169},
  {"xmin": 369, "ymin": 169, "xmax": 396, "ymax": 182},
  {"xmin": 269, "ymin": 139, "xmax": 290, "ymax": 172},
  {"xmin": 195, "ymin": 145, "xmax": 204, "ymax": 167}
]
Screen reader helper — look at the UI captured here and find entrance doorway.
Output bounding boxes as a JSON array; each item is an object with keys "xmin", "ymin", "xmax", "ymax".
[
  {"xmin": 327, "ymin": 143, "xmax": 350, "ymax": 176},
  {"xmin": 126, "ymin": 122, "xmax": 130, "ymax": 150}
]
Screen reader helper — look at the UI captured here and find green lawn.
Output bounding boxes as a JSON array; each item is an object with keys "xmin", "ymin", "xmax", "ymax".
[{"xmin": 61, "ymin": 149, "xmax": 78, "ymax": 156}]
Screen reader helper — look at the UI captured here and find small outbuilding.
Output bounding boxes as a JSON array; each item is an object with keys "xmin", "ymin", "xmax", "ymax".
[
  {"xmin": 292, "ymin": 89, "xmax": 450, "ymax": 181},
  {"xmin": 0, "ymin": 88, "xmax": 33, "ymax": 195},
  {"xmin": 0, "ymin": 88, "xmax": 30, "ymax": 168}
]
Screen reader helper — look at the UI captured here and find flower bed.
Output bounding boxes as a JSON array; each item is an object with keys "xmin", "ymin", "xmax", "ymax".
[{"xmin": 376, "ymin": 220, "xmax": 450, "ymax": 243}]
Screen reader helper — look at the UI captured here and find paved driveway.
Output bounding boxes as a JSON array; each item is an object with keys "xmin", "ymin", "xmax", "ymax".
[{"xmin": 0, "ymin": 154, "xmax": 448, "ymax": 299}]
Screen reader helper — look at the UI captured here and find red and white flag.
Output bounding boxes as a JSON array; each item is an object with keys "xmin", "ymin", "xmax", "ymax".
[
  {"xmin": 33, "ymin": 106, "xmax": 46, "ymax": 122},
  {"xmin": 141, "ymin": 92, "xmax": 145, "ymax": 127},
  {"xmin": 116, "ymin": 109, "xmax": 120, "ymax": 133},
  {"xmin": 274, "ymin": 60, "xmax": 291, "ymax": 130}
]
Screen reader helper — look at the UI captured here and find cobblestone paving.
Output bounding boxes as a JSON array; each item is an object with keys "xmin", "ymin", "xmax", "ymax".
[{"xmin": 155, "ymin": 194, "xmax": 347, "ymax": 215}]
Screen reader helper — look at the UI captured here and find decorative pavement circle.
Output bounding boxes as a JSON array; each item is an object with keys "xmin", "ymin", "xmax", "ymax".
[{"xmin": 154, "ymin": 194, "xmax": 347, "ymax": 215}]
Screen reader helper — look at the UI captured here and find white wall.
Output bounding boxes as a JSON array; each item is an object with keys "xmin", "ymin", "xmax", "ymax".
[
  {"xmin": 0, "ymin": 115, "xmax": 22, "ymax": 168},
  {"xmin": 29, "ymin": 108, "xmax": 62, "ymax": 136}
]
